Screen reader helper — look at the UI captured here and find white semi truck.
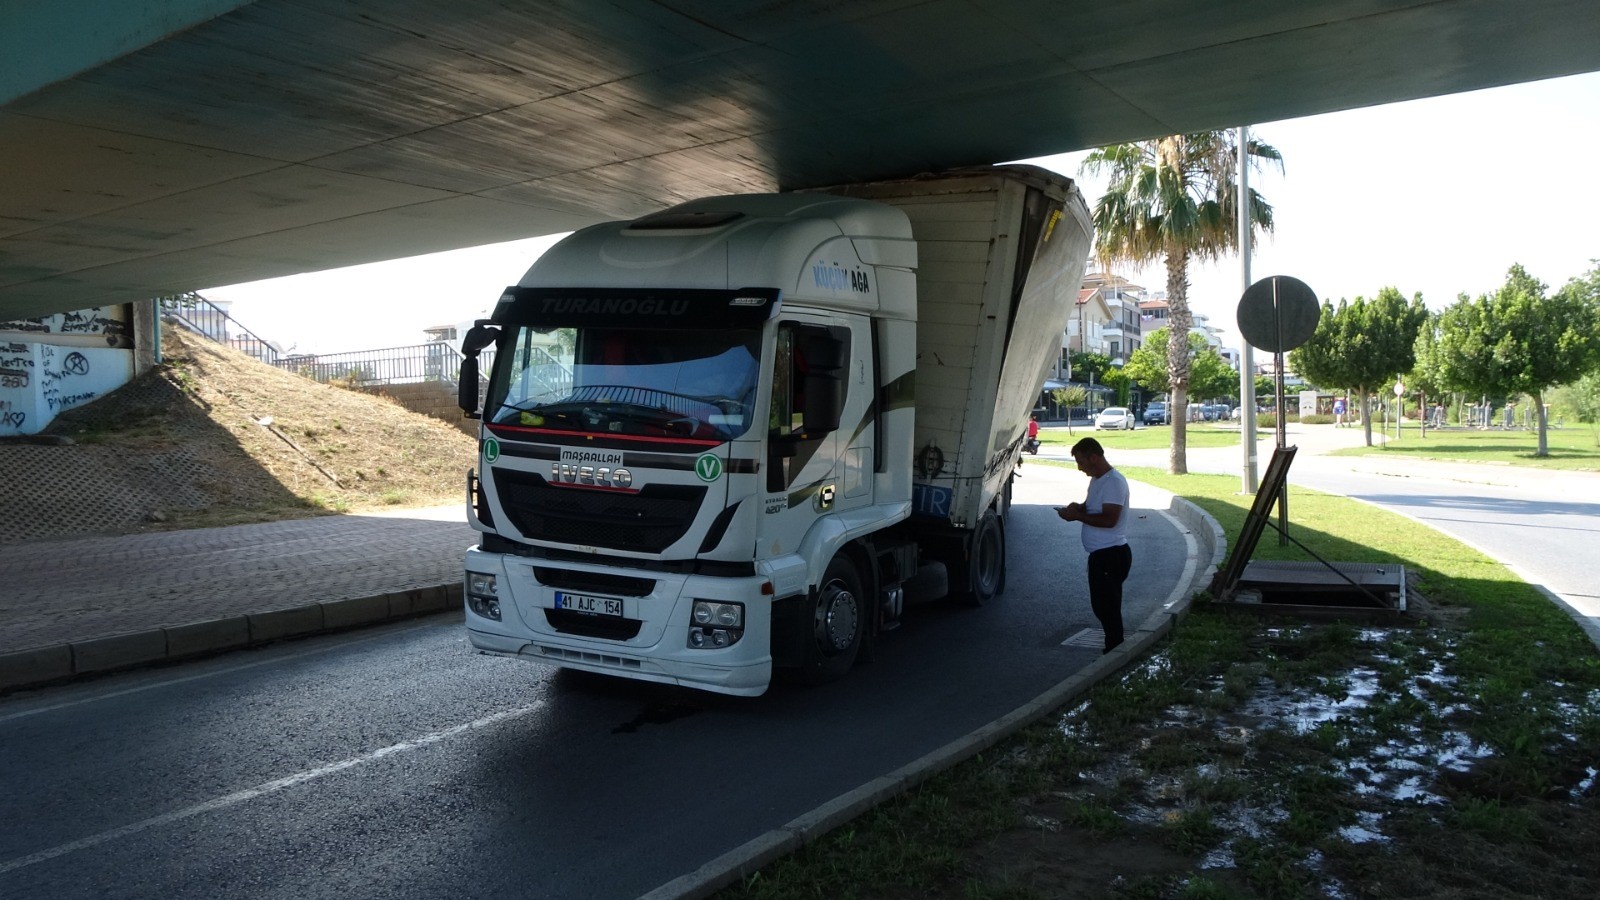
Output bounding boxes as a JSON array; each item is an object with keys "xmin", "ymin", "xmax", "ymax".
[{"xmin": 458, "ymin": 165, "xmax": 1092, "ymax": 696}]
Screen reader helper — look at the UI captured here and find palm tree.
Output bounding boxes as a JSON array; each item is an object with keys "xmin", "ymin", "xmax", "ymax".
[{"xmin": 1080, "ymin": 132, "xmax": 1281, "ymax": 473}]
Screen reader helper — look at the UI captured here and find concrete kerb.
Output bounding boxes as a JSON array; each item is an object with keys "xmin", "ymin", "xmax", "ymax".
[
  {"xmin": 0, "ymin": 582, "xmax": 465, "ymax": 695},
  {"xmin": 643, "ymin": 481, "xmax": 1226, "ymax": 900}
]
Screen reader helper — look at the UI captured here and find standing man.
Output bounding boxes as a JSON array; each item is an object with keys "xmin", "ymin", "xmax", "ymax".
[
  {"xmin": 1056, "ymin": 438, "xmax": 1132, "ymax": 653},
  {"xmin": 1333, "ymin": 395, "xmax": 1347, "ymax": 428}
]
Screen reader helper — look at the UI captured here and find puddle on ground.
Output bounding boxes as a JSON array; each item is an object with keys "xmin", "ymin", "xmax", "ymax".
[
  {"xmin": 1034, "ymin": 619, "xmax": 1600, "ymax": 895},
  {"xmin": 1338, "ymin": 810, "xmax": 1389, "ymax": 844},
  {"xmin": 1573, "ymin": 766, "xmax": 1598, "ymax": 801},
  {"xmin": 1235, "ymin": 665, "xmax": 1380, "ymax": 733}
]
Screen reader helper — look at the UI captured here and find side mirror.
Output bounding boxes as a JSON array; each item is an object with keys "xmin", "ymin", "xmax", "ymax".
[
  {"xmin": 458, "ymin": 355, "xmax": 481, "ymax": 416},
  {"xmin": 458, "ymin": 324, "xmax": 499, "ymax": 417}
]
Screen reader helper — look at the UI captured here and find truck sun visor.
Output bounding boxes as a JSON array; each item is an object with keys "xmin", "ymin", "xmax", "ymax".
[{"xmin": 493, "ymin": 287, "xmax": 781, "ymax": 329}]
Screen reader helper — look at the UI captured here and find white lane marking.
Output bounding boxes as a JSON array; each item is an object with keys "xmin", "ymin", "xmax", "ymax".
[
  {"xmin": 1155, "ymin": 508, "xmax": 1200, "ymax": 610},
  {"xmin": 0, "ymin": 701, "xmax": 545, "ymax": 876},
  {"xmin": 0, "ymin": 619, "xmax": 443, "ymax": 726}
]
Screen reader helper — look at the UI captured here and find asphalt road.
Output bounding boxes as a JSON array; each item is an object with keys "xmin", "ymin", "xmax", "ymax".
[{"xmin": 0, "ymin": 468, "xmax": 1197, "ymax": 900}]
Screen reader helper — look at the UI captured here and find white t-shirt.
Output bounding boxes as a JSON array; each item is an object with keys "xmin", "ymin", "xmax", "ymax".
[{"xmin": 1080, "ymin": 467, "xmax": 1130, "ymax": 552}]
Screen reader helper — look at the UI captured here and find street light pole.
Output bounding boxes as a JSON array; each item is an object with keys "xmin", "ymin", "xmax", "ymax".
[{"xmin": 1236, "ymin": 124, "xmax": 1259, "ymax": 493}]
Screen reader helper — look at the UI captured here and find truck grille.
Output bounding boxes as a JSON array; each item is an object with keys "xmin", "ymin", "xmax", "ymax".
[
  {"xmin": 544, "ymin": 609, "xmax": 644, "ymax": 641},
  {"xmin": 493, "ymin": 469, "xmax": 705, "ymax": 553},
  {"xmin": 533, "ymin": 567, "xmax": 655, "ymax": 597}
]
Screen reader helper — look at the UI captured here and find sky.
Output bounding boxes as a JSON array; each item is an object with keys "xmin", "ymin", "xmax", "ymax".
[{"xmin": 205, "ymin": 71, "xmax": 1600, "ymax": 355}]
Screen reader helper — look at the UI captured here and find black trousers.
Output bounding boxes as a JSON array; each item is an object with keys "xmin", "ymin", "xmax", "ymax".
[{"xmin": 1086, "ymin": 543, "xmax": 1132, "ymax": 651}]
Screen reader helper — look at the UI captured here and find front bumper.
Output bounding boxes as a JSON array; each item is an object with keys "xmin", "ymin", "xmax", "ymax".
[{"xmin": 463, "ymin": 547, "xmax": 774, "ymax": 697}]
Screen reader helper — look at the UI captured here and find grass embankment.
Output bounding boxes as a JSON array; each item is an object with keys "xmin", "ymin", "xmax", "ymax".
[
  {"xmin": 1330, "ymin": 426, "xmax": 1600, "ymax": 470},
  {"xmin": 718, "ymin": 465, "xmax": 1600, "ymax": 899},
  {"xmin": 35, "ymin": 329, "xmax": 477, "ymax": 534}
]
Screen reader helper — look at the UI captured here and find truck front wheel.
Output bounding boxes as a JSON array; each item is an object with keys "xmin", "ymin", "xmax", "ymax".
[{"xmin": 800, "ymin": 555, "xmax": 864, "ymax": 684}]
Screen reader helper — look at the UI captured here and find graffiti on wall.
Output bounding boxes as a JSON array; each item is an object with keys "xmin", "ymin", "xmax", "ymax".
[
  {"xmin": 0, "ymin": 306, "xmax": 128, "ymax": 345},
  {"xmin": 0, "ymin": 341, "xmax": 132, "ymax": 436},
  {"xmin": 40, "ymin": 345, "xmax": 99, "ymax": 412},
  {"xmin": 0, "ymin": 341, "xmax": 34, "ymax": 433}
]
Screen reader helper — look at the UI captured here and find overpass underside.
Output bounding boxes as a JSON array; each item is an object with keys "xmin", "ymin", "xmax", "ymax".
[{"xmin": 3, "ymin": 0, "xmax": 1599, "ymax": 320}]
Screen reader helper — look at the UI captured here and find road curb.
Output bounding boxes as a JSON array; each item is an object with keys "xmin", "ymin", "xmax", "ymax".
[
  {"xmin": 0, "ymin": 582, "xmax": 464, "ymax": 695},
  {"xmin": 643, "ymin": 483, "xmax": 1225, "ymax": 900}
]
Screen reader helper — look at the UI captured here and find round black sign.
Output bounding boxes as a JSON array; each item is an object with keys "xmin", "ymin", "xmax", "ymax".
[{"xmin": 1236, "ymin": 275, "xmax": 1320, "ymax": 352}]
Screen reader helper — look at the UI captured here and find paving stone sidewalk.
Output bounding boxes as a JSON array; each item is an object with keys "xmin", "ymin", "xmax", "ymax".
[{"xmin": 0, "ymin": 506, "xmax": 472, "ymax": 692}]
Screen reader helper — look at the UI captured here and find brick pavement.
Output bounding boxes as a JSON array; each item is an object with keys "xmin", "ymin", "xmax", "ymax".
[{"xmin": 0, "ymin": 505, "xmax": 471, "ymax": 692}]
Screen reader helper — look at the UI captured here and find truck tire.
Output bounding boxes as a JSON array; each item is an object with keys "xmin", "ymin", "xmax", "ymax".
[
  {"xmin": 799, "ymin": 554, "xmax": 864, "ymax": 684},
  {"xmin": 957, "ymin": 509, "xmax": 1005, "ymax": 607}
]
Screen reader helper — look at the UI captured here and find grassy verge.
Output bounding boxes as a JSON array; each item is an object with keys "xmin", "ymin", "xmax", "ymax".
[
  {"xmin": 717, "ymin": 465, "xmax": 1600, "ymax": 900},
  {"xmin": 1039, "ymin": 425, "xmax": 1259, "ymax": 452},
  {"xmin": 1328, "ymin": 426, "xmax": 1600, "ymax": 470}
]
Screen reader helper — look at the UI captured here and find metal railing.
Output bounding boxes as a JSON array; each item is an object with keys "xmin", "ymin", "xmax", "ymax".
[
  {"xmin": 271, "ymin": 342, "xmax": 474, "ymax": 386},
  {"xmin": 162, "ymin": 293, "xmax": 574, "ymax": 401},
  {"xmin": 159, "ymin": 292, "xmax": 282, "ymax": 365}
]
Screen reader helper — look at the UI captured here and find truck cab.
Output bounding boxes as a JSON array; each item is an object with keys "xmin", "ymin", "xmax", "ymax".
[{"xmin": 460, "ymin": 194, "xmax": 918, "ymax": 696}]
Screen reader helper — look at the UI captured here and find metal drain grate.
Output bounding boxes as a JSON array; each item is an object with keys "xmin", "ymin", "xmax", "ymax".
[{"xmin": 1061, "ymin": 626, "xmax": 1105, "ymax": 648}]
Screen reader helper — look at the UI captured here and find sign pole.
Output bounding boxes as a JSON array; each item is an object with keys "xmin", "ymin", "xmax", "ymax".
[{"xmin": 1272, "ymin": 279, "xmax": 1288, "ymax": 543}]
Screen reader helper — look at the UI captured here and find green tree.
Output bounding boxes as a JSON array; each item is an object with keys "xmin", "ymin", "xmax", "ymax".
[
  {"xmin": 1068, "ymin": 351, "xmax": 1112, "ymax": 384},
  {"xmin": 1124, "ymin": 326, "xmax": 1234, "ymax": 410},
  {"xmin": 1122, "ymin": 327, "xmax": 1174, "ymax": 393},
  {"xmin": 1189, "ymin": 350, "xmax": 1238, "ymax": 402},
  {"xmin": 1081, "ymin": 131, "xmax": 1282, "ymax": 473},
  {"xmin": 1409, "ymin": 312, "xmax": 1454, "ymax": 432},
  {"xmin": 1548, "ymin": 371, "xmax": 1600, "ymax": 443},
  {"xmin": 1252, "ymin": 374, "xmax": 1274, "ymax": 410},
  {"xmin": 1290, "ymin": 287, "xmax": 1427, "ymax": 446},
  {"xmin": 1431, "ymin": 263, "xmax": 1600, "ymax": 455},
  {"xmin": 1050, "ymin": 386, "xmax": 1088, "ymax": 435},
  {"xmin": 1101, "ymin": 365, "xmax": 1132, "ymax": 406}
]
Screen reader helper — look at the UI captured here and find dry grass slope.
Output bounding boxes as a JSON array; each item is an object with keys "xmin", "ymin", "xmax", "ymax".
[{"xmin": 0, "ymin": 329, "xmax": 476, "ymax": 543}]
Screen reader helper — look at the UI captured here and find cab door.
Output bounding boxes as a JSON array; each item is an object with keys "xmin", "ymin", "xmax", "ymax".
[{"xmin": 760, "ymin": 316, "xmax": 866, "ymax": 556}]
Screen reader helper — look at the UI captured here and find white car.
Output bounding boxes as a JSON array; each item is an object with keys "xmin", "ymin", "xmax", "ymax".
[{"xmin": 1095, "ymin": 407, "xmax": 1136, "ymax": 430}]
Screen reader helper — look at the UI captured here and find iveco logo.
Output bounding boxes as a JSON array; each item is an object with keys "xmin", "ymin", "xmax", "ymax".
[{"xmin": 551, "ymin": 463, "xmax": 633, "ymax": 488}]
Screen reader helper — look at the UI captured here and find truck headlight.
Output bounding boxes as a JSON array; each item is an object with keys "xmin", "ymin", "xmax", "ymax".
[
  {"xmin": 688, "ymin": 600, "xmax": 743, "ymax": 648},
  {"xmin": 466, "ymin": 572, "xmax": 501, "ymax": 621}
]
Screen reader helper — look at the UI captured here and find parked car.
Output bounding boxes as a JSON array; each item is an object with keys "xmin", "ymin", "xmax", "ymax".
[
  {"xmin": 1095, "ymin": 406, "xmax": 1136, "ymax": 430},
  {"xmin": 1142, "ymin": 402, "xmax": 1168, "ymax": 424}
]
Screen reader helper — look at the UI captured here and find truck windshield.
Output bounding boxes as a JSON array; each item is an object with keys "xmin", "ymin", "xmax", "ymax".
[{"xmin": 486, "ymin": 326, "xmax": 761, "ymax": 442}]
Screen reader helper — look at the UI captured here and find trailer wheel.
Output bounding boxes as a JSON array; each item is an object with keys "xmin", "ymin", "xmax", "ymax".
[
  {"xmin": 799, "ymin": 554, "xmax": 864, "ymax": 684},
  {"xmin": 960, "ymin": 509, "xmax": 1006, "ymax": 607}
]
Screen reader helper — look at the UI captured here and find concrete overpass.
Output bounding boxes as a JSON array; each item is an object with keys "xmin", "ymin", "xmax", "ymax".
[{"xmin": 4, "ymin": 0, "xmax": 1599, "ymax": 322}]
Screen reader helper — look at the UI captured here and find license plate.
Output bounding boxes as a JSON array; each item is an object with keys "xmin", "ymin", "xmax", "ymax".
[{"xmin": 554, "ymin": 591, "xmax": 624, "ymax": 617}]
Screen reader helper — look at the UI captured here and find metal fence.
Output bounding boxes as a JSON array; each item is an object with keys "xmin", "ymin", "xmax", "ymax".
[
  {"xmin": 159, "ymin": 292, "xmax": 282, "ymax": 365},
  {"xmin": 271, "ymin": 342, "xmax": 478, "ymax": 386},
  {"xmin": 162, "ymin": 293, "xmax": 576, "ymax": 401}
]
